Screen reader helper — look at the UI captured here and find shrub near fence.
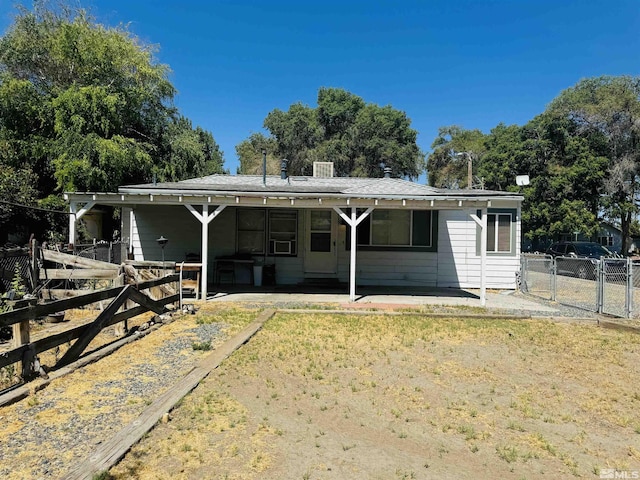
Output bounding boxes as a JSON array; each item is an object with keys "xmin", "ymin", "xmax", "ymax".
[
  {"xmin": 521, "ymin": 254, "xmax": 635, "ymax": 319},
  {"xmin": 0, "ymin": 247, "xmax": 31, "ymax": 294}
]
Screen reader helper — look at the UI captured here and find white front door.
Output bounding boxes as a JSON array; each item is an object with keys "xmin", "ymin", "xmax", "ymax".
[{"xmin": 304, "ymin": 210, "xmax": 337, "ymax": 274}]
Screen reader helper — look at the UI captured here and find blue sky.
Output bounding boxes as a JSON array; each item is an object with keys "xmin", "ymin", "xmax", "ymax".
[{"xmin": 1, "ymin": 1, "xmax": 639, "ymax": 178}]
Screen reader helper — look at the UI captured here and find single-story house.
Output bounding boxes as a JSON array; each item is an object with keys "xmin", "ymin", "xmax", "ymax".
[{"xmin": 64, "ymin": 165, "xmax": 523, "ymax": 304}]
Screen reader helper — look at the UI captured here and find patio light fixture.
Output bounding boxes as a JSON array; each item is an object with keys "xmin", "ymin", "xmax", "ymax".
[{"xmin": 156, "ymin": 235, "xmax": 168, "ymax": 265}]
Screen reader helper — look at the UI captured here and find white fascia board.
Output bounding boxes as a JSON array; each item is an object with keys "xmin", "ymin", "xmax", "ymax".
[{"xmin": 65, "ymin": 191, "xmax": 522, "ymax": 209}]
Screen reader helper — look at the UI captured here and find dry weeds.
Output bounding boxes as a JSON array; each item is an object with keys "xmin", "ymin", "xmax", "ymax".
[{"xmin": 108, "ymin": 306, "xmax": 640, "ymax": 479}]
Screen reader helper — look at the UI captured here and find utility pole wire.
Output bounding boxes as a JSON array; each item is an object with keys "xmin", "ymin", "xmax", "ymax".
[{"xmin": 0, "ymin": 200, "xmax": 72, "ymax": 215}]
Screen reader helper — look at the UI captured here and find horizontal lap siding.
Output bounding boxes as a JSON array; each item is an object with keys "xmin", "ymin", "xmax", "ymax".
[
  {"xmin": 131, "ymin": 205, "xmax": 202, "ymax": 262},
  {"xmin": 131, "ymin": 205, "xmax": 237, "ymax": 284},
  {"xmin": 128, "ymin": 204, "xmax": 521, "ymax": 289},
  {"xmin": 437, "ymin": 209, "xmax": 519, "ymax": 289},
  {"xmin": 437, "ymin": 210, "xmax": 471, "ymax": 287},
  {"xmin": 354, "ymin": 251, "xmax": 438, "ymax": 286}
]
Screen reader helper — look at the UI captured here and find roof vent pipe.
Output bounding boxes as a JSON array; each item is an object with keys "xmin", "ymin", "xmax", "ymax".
[
  {"xmin": 383, "ymin": 166, "xmax": 392, "ymax": 178},
  {"xmin": 262, "ymin": 149, "xmax": 267, "ymax": 186},
  {"xmin": 281, "ymin": 159, "xmax": 288, "ymax": 180}
]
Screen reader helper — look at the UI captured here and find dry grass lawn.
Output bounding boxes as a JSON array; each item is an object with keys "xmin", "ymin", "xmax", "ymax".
[{"xmin": 108, "ymin": 305, "xmax": 640, "ymax": 480}]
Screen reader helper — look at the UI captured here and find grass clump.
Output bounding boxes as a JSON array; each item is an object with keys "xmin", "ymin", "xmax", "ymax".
[{"xmin": 192, "ymin": 341, "xmax": 211, "ymax": 351}]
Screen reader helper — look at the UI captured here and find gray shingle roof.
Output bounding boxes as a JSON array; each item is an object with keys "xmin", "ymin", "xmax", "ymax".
[{"xmin": 119, "ymin": 174, "xmax": 517, "ymax": 199}]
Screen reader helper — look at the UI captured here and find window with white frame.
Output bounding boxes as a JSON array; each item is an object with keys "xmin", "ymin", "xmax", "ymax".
[
  {"xmin": 487, "ymin": 213, "xmax": 512, "ymax": 253},
  {"xmin": 269, "ymin": 210, "xmax": 297, "ymax": 255},
  {"xmin": 350, "ymin": 209, "xmax": 436, "ymax": 250}
]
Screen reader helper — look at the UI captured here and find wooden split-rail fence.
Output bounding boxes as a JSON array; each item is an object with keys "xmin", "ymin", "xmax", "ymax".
[{"xmin": 0, "ymin": 244, "xmax": 182, "ymax": 383}]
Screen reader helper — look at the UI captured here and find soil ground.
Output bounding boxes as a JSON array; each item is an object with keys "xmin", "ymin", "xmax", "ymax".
[
  {"xmin": 1, "ymin": 302, "xmax": 640, "ymax": 479},
  {"xmin": 111, "ymin": 304, "xmax": 640, "ymax": 480}
]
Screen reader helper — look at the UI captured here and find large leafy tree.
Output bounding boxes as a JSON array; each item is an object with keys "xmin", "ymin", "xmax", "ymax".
[
  {"xmin": 482, "ymin": 115, "xmax": 607, "ymax": 245},
  {"xmin": 236, "ymin": 133, "xmax": 279, "ymax": 175},
  {"xmin": 426, "ymin": 125, "xmax": 486, "ymax": 188},
  {"xmin": 247, "ymin": 87, "xmax": 424, "ymax": 178},
  {"xmin": 0, "ymin": 1, "xmax": 225, "ymax": 241},
  {"xmin": 547, "ymin": 76, "xmax": 640, "ymax": 253},
  {"xmin": 427, "ymin": 78, "xmax": 637, "ymax": 250}
]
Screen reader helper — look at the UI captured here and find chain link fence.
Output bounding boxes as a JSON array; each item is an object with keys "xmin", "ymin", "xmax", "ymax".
[
  {"xmin": 521, "ymin": 254, "xmax": 636, "ymax": 319},
  {"xmin": 0, "ymin": 247, "xmax": 32, "ymax": 294}
]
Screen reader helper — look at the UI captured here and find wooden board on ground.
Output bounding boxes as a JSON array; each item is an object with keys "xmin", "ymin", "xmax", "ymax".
[{"xmin": 61, "ymin": 309, "xmax": 275, "ymax": 480}]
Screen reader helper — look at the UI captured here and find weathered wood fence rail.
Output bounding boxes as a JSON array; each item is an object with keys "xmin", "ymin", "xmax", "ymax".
[{"xmin": 0, "ymin": 274, "xmax": 180, "ymax": 379}]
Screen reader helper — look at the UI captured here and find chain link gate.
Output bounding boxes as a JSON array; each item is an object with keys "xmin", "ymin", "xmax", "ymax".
[
  {"xmin": 600, "ymin": 258, "xmax": 630, "ymax": 318},
  {"xmin": 521, "ymin": 254, "xmax": 554, "ymax": 300},
  {"xmin": 633, "ymin": 261, "xmax": 640, "ymax": 318},
  {"xmin": 554, "ymin": 257, "xmax": 599, "ymax": 312}
]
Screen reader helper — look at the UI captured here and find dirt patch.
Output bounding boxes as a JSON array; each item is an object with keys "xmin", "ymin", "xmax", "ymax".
[
  {"xmin": 0, "ymin": 303, "xmax": 256, "ymax": 479},
  {"xmin": 0, "ymin": 306, "xmax": 158, "ymax": 388},
  {"xmin": 106, "ymin": 308, "xmax": 640, "ymax": 479}
]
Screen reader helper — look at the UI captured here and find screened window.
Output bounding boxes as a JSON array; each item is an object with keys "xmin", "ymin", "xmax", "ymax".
[
  {"xmin": 487, "ymin": 213, "xmax": 512, "ymax": 253},
  {"xmin": 237, "ymin": 209, "xmax": 266, "ymax": 254},
  {"xmin": 269, "ymin": 210, "xmax": 297, "ymax": 255},
  {"xmin": 351, "ymin": 209, "xmax": 436, "ymax": 250}
]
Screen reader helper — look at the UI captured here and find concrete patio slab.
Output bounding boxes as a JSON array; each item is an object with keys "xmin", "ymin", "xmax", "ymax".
[{"xmin": 205, "ymin": 286, "xmax": 560, "ymax": 314}]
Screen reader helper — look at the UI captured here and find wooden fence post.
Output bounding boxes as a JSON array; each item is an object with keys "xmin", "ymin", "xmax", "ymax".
[
  {"xmin": 114, "ymin": 266, "xmax": 127, "ymax": 336},
  {"xmin": 12, "ymin": 317, "xmax": 32, "ymax": 379},
  {"xmin": 29, "ymin": 239, "xmax": 39, "ymax": 293}
]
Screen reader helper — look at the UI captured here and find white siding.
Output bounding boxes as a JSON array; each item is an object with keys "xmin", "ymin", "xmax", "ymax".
[{"xmin": 127, "ymin": 203, "xmax": 521, "ymax": 290}]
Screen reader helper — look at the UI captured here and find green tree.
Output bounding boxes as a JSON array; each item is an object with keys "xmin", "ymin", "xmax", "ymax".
[
  {"xmin": 264, "ymin": 102, "xmax": 322, "ymax": 176},
  {"xmin": 426, "ymin": 126, "xmax": 485, "ymax": 188},
  {"xmin": 154, "ymin": 116, "xmax": 225, "ymax": 182},
  {"xmin": 547, "ymin": 76, "xmax": 640, "ymax": 253},
  {"xmin": 482, "ymin": 115, "xmax": 606, "ymax": 244},
  {"xmin": 236, "ymin": 133, "xmax": 279, "ymax": 175},
  {"xmin": 255, "ymin": 87, "xmax": 424, "ymax": 178},
  {"xmin": 0, "ymin": 166, "xmax": 39, "ymax": 243},
  {"xmin": 0, "ymin": 1, "xmax": 225, "ymax": 241}
]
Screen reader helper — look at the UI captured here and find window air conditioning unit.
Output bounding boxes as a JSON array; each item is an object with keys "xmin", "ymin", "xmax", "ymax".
[{"xmin": 273, "ymin": 241, "xmax": 292, "ymax": 254}]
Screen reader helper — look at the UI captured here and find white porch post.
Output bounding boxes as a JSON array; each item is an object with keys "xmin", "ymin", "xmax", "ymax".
[
  {"xmin": 69, "ymin": 201, "xmax": 77, "ymax": 247},
  {"xmin": 129, "ymin": 209, "xmax": 135, "ymax": 258},
  {"xmin": 186, "ymin": 204, "xmax": 226, "ymax": 300},
  {"xmin": 68, "ymin": 201, "xmax": 95, "ymax": 248},
  {"xmin": 333, "ymin": 207, "xmax": 374, "ymax": 302},
  {"xmin": 470, "ymin": 207, "xmax": 488, "ymax": 307},
  {"xmin": 201, "ymin": 204, "xmax": 210, "ymax": 301},
  {"xmin": 480, "ymin": 207, "xmax": 487, "ymax": 307},
  {"xmin": 350, "ymin": 209, "xmax": 357, "ymax": 301}
]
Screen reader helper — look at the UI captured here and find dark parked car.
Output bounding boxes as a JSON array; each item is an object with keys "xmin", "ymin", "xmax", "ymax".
[{"xmin": 546, "ymin": 242, "xmax": 622, "ymax": 279}]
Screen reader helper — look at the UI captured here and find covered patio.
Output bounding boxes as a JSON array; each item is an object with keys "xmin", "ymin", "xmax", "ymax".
[{"xmin": 65, "ymin": 172, "xmax": 523, "ymax": 306}]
